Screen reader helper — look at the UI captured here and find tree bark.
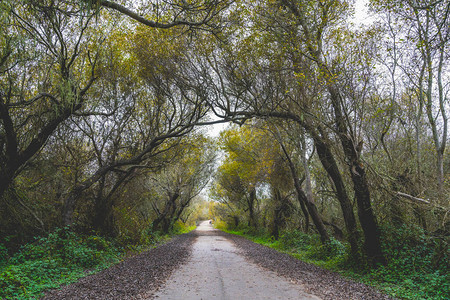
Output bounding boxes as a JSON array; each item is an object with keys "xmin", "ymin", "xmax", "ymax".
[
  {"xmin": 271, "ymin": 188, "xmax": 282, "ymax": 240},
  {"xmin": 311, "ymin": 129, "xmax": 360, "ymax": 256},
  {"xmin": 329, "ymin": 87, "xmax": 385, "ymax": 265},
  {"xmin": 247, "ymin": 188, "xmax": 257, "ymax": 228},
  {"xmin": 280, "ymin": 142, "xmax": 330, "ymax": 243},
  {"xmin": 153, "ymin": 191, "xmax": 180, "ymax": 233}
]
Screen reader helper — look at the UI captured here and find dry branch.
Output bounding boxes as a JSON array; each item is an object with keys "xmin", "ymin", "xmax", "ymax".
[{"xmin": 396, "ymin": 191, "xmax": 430, "ymax": 204}]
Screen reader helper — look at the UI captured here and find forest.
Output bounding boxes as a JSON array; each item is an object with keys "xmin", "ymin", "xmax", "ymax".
[{"xmin": 0, "ymin": 0, "xmax": 448, "ymax": 299}]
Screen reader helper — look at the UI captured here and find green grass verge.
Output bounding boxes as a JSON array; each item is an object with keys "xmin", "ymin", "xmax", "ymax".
[
  {"xmin": 0, "ymin": 223, "xmax": 196, "ymax": 299},
  {"xmin": 221, "ymin": 227, "xmax": 448, "ymax": 300}
]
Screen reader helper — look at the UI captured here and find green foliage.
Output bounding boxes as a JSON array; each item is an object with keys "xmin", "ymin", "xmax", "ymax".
[
  {"xmin": 225, "ymin": 227, "xmax": 449, "ymax": 300},
  {"xmin": 212, "ymin": 217, "xmax": 228, "ymax": 231},
  {"xmin": 171, "ymin": 221, "xmax": 196, "ymax": 234},
  {"xmin": 0, "ymin": 225, "xmax": 194, "ymax": 299},
  {"xmin": 277, "ymin": 230, "xmax": 346, "ymax": 262},
  {"xmin": 362, "ymin": 224, "xmax": 449, "ymax": 299},
  {"xmin": 278, "ymin": 230, "xmax": 315, "ymax": 251},
  {"xmin": 0, "ymin": 243, "xmax": 7, "ymax": 267},
  {"xmin": 0, "ymin": 228, "xmax": 121, "ymax": 299}
]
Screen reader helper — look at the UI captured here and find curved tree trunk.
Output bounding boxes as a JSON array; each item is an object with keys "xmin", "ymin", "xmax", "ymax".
[
  {"xmin": 310, "ymin": 127, "xmax": 360, "ymax": 258},
  {"xmin": 329, "ymin": 87, "xmax": 385, "ymax": 265},
  {"xmin": 279, "ymin": 141, "xmax": 330, "ymax": 243}
]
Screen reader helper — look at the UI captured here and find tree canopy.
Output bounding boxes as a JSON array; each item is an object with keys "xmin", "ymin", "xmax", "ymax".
[{"xmin": 0, "ymin": 1, "xmax": 448, "ymax": 297}]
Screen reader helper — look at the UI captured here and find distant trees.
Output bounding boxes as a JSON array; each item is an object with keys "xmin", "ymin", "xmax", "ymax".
[
  {"xmin": 370, "ymin": 0, "xmax": 449, "ymax": 199},
  {"xmin": 148, "ymin": 135, "xmax": 215, "ymax": 233}
]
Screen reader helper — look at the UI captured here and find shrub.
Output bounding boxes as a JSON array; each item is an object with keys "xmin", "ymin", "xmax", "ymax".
[
  {"xmin": 0, "ymin": 228, "xmax": 121, "ymax": 299},
  {"xmin": 171, "ymin": 221, "xmax": 196, "ymax": 234},
  {"xmin": 279, "ymin": 230, "xmax": 314, "ymax": 251},
  {"xmin": 0, "ymin": 243, "xmax": 7, "ymax": 267},
  {"xmin": 364, "ymin": 224, "xmax": 450, "ymax": 299},
  {"xmin": 308, "ymin": 238, "xmax": 346, "ymax": 261}
]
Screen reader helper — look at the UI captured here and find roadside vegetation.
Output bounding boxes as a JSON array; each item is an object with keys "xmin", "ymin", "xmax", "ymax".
[
  {"xmin": 0, "ymin": 222, "xmax": 196, "ymax": 299},
  {"xmin": 217, "ymin": 223, "xmax": 448, "ymax": 300}
]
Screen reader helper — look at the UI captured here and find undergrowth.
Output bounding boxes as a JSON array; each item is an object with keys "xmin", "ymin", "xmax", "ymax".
[
  {"xmin": 0, "ymin": 222, "xmax": 196, "ymax": 299},
  {"xmin": 221, "ymin": 224, "xmax": 449, "ymax": 300}
]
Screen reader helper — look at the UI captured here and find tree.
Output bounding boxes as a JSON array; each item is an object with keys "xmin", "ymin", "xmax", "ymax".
[
  {"xmin": 0, "ymin": 0, "xmax": 100, "ymax": 201},
  {"xmin": 370, "ymin": 0, "xmax": 449, "ymax": 199},
  {"xmin": 0, "ymin": 0, "xmax": 230, "ymax": 216},
  {"xmin": 97, "ymin": 0, "xmax": 230, "ymax": 31},
  {"xmin": 202, "ymin": 0, "xmax": 369, "ymax": 261},
  {"xmin": 214, "ymin": 126, "xmax": 267, "ymax": 228},
  {"xmin": 60, "ymin": 23, "xmax": 215, "ymax": 225},
  {"xmin": 147, "ymin": 134, "xmax": 216, "ymax": 233},
  {"xmin": 266, "ymin": 122, "xmax": 330, "ymax": 243}
]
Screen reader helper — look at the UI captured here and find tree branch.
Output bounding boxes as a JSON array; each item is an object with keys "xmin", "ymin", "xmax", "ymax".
[
  {"xmin": 396, "ymin": 191, "xmax": 430, "ymax": 204},
  {"xmin": 100, "ymin": 0, "xmax": 219, "ymax": 29}
]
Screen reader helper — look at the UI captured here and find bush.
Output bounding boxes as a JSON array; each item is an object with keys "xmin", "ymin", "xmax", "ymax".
[
  {"xmin": 0, "ymin": 228, "xmax": 121, "ymax": 299},
  {"xmin": 212, "ymin": 218, "xmax": 229, "ymax": 231},
  {"xmin": 369, "ymin": 224, "xmax": 450, "ymax": 299},
  {"xmin": 308, "ymin": 238, "xmax": 346, "ymax": 261},
  {"xmin": 0, "ymin": 243, "xmax": 7, "ymax": 267},
  {"xmin": 279, "ymin": 230, "xmax": 314, "ymax": 251},
  {"xmin": 171, "ymin": 221, "xmax": 196, "ymax": 234},
  {"xmin": 278, "ymin": 231, "xmax": 345, "ymax": 261}
]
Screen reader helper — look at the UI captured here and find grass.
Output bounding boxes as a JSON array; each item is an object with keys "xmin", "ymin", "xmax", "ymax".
[
  {"xmin": 0, "ymin": 222, "xmax": 196, "ymax": 299},
  {"xmin": 220, "ymin": 225, "xmax": 449, "ymax": 300}
]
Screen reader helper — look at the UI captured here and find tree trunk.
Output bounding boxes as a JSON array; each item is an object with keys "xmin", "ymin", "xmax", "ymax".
[
  {"xmin": 288, "ymin": 155, "xmax": 329, "ymax": 243},
  {"xmin": 93, "ymin": 170, "xmax": 136, "ymax": 235},
  {"xmin": 309, "ymin": 127, "xmax": 360, "ymax": 257},
  {"xmin": 247, "ymin": 188, "xmax": 257, "ymax": 228},
  {"xmin": 329, "ymin": 87, "xmax": 385, "ymax": 265},
  {"xmin": 299, "ymin": 195, "xmax": 310, "ymax": 232},
  {"xmin": 62, "ymin": 187, "xmax": 83, "ymax": 226},
  {"xmin": 93, "ymin": 197, "xmax": 115, "ymax": 235},
  {"xmin": 271, "ymin": 188, "xmax": 282, "ymax": 240},
  {"xmin": 437, "ymin": 151, "xmax": 444, "ymax": 196},
  {"xmin": 0, "ymin": 173, "xmax": 13, "ymax": 203},
  {"xmin": 276, "ymin": 133, "xmax": 329, "ymax": 243},
  {"xmin": 152, "ymin": 191, "xmax": 179, "ymax": 233},
  {"xmin": 351, "ymin": 165, "xmax": 385, "ymax": 265}
]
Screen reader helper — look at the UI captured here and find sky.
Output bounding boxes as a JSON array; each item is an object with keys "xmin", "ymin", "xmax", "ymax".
[{"xmin": 353, "ymin": 0, "xmax": 374, "ymax": 25}]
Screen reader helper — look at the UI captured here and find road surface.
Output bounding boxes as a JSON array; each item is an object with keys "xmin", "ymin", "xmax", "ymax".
[{"xmin": 153, "ymin": 221, "xmax": 320, "ymax": 300}]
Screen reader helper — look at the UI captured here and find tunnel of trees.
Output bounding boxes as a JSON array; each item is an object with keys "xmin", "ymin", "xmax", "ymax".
[{"xmin": 0, "ymin": 0, "xmax": 448, "ymax": 297}]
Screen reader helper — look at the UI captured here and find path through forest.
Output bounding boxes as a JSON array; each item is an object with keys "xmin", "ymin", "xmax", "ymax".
[
  {"xmin": 43, "ymin": 222, "xmax": 391, "ymax": 300},
  {"xmin": 153, "ymin": 221, "xmax": 319, "ymax": 299}
]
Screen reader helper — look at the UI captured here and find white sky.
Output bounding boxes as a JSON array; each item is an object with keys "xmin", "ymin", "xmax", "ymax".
[{"xmin": 353, "ymin": 0, "xmax": 374, "ymax": 25}]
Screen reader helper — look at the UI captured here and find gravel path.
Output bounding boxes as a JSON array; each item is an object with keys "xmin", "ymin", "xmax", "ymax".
[
  {"xmin": 154, "ymin": 221, "xmax": 319, "ymax": 300},
  {"xmin": 42, "ymin": 223, "xmax": 392, "ymax": 300},
  {"xmin": 224, "ymin": 232, "xmax": 393, "ymax": 300},
  {"xmin": 42, "ymin": 232, "xmax": 196, "ymax": 300}
]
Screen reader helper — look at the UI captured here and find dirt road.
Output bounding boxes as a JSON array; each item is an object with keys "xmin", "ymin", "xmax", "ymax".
[
  {"xmin": 153, "ymin": 221, "xmax": 319, "ymax": 300},
  {"xmin": 43, "ymin": 222, "xmax": 391, "ymax": 299}
]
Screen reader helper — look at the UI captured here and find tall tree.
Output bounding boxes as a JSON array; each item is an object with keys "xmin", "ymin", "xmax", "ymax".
[
  {"xmin": 0, "ymin": 0, "xmax": 100, "ymax": 201},
  {"xmin": 370, "ymin": 0, "xmax": 449, "ymax": 199}
]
